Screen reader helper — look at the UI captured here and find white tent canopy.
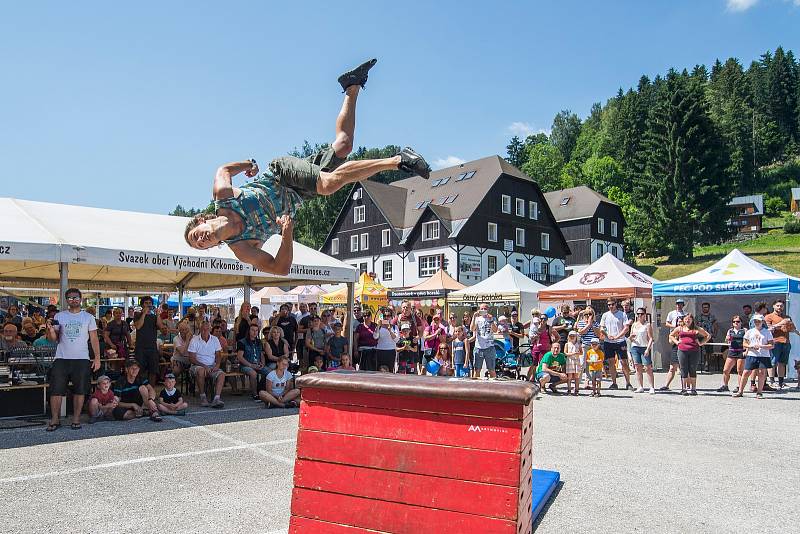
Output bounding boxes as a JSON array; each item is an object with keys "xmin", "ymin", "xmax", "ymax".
[
  {"xmin": 447, "ymin": 264, "xmax": 544, "ymax": 315},
  {"xmin": 0, "ymin": 197, "xmax": 358, "ymax": 293},
  {"xmin": 538, "ymin": 253, "xmax": 657, "ymax": 301},
  {"xmin": 273, "ymin": 285, "xmax": 325, "ymax": 304}
]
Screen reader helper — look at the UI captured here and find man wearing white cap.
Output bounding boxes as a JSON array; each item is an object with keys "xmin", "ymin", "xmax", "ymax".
[{"xmin": 735, "ymin": 314, "xmax": 774, "ymax": 399}]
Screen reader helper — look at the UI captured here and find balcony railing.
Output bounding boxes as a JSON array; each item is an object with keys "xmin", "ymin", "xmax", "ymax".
[{"xmin": 526, "ymin": 272, "xmax": 565, "ymax": 285}]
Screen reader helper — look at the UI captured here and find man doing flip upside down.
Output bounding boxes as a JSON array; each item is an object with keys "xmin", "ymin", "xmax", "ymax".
[{"xmin": 184, "ymin": 59, "xmax": 431, "ymax": 275}]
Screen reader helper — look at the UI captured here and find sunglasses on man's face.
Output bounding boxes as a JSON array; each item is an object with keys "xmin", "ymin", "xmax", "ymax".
[
  {"xmin": 67, "ymin": 296, "xmax": 81, "ymax": 301},
  {"xmin": 733, "ymin": 320, "xmax": 741, "ymax": 323}
]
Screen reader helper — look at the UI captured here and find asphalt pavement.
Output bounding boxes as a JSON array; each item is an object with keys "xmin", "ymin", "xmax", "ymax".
[{"xmin": 1, "ymin": 373, "xmax": 798, "ymax": 533}]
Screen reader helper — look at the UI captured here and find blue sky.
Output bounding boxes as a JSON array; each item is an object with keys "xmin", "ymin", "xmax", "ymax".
[{"xmin": 1, "ymin": 0, "xmax": 798, "ymax": 214}]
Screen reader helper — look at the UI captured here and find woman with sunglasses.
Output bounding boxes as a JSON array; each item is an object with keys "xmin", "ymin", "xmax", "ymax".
[
  {"xmin": 668, "ymin": 313, "xmax": 710, "ymax": 396},
  {"xmin": 717, "ymin": 315, "xmax": 747, "ymax": 393},
  {"xmin": 629, "ymin": 308, "xmax": 654, "ymax": 394}
]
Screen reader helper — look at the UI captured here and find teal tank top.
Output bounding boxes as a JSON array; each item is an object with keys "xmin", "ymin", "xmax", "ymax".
[{"xmin": 214, "ymin": 175, "xmax": 301, "ymax": 244}]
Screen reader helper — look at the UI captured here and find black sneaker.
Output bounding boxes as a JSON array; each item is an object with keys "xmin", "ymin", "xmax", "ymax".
[
  {"xmin": 338, "ymin": 58, "xmax": 377, "ymax": 92},
  {"xmin": 657, "ymin": 386, "xmax": 670, "ymax": 391},
  {"xmin": 762, "ymin": 383, "xmax": 776, "ymax": 392},
  {"xmin": 608, "ymin": 383, "xmax": 619, "ymax": 390},
  {"xmin": 689, "ymin": 389, "xmax": 698, "ymax": 396},
  {"xmin": 625, "ymin": 383, "xmax": 634, "ymax": 391},
  {"xmin": 398, "ymin": 147, "xmax": 431, "ymax": 179},
  {"xmin": 716, "ymin": 385, "xmax": 729, "ymax": 393},
  {"xmin": 681, "ymin": 390, "xmax": 689, "ymax": 396}
]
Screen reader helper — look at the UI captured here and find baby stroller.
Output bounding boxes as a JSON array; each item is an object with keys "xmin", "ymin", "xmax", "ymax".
[{"xmin": 495, "ymin": 340, "xmax": 534, "ymax": 380}]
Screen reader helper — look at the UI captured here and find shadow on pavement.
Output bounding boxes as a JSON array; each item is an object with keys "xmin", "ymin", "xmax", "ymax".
[
  {"xmin": 0, "ymin": 398, "xmax": 297, "ymax": 451},
  {"xmin": 533, "ymin": 480, "xmax": 564, "ymax": 532}
]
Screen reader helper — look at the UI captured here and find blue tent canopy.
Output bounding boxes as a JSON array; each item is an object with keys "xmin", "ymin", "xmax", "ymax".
[{"xmin": 653, "ymin": 249, "xmax": 800, "ymax": 296}]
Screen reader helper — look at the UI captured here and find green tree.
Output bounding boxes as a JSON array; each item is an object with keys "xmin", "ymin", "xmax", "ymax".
[
  {"xmin": 506, "ymin": 136, "xmax": 526, "ymax": 168},
  {"xmin": 707, "ymin": 58, "xmax": 755, "ymax": 193},
  {"xmin": 550, "ymin": 110, "xmax": 582, "ymax": 162},
  {"xmin": 521, "ymin": 143, "xmax": 564, "ymax": 192},
  {"xmin": 581, "ymin": 155, "xmax": 623, "ymax": 194},
  {"xmin": 632, "ymin": 70, "xmax": 733, "ymax": 260},
  {"xmin": 168, "ymin": 203, "xmax": 212, "ymax": 217}
]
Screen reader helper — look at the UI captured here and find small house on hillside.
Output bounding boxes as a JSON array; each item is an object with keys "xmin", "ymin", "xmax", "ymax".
[
  {"xmin": 791, "ymin": 188, "xmax": 800, "ymax": 213},
  {"xmin": 543, "ymin": 186, "xmax": 625, "ymax": 274},
  {"xmin": 728, "ymin": 195, "xmax": 763, "ymax": 233}
]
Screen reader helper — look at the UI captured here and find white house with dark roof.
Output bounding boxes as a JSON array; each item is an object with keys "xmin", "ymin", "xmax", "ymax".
[
  {"xmin": 544, "ymin": 186, "xmax": 625, "ymax": 273},
  {"xmin": 319, "ymin": 155, "xmax": 570, "ymax": 288}
]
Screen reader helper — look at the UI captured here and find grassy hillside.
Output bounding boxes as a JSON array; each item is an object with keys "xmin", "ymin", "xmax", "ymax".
[{"xmin": 637, "ymin": 228, "xmax": 800, "ymax": 280}]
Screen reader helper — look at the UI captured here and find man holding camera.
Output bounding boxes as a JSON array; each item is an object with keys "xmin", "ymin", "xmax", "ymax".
[
  {"xmin": 470, "ymin": 302, "xmax": 498, "ymax": 379},
  {"xmin": 133, "ymin": 296, "xmax": 165, "ymax": 386},
  {"xmin": 45, "ymin": 288, "xmax": 101, "ymax": 431}
]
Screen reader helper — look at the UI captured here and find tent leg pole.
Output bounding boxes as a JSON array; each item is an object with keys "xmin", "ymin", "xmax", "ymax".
[
  {"xmin": 346, "ymin": 281, "xmax": 355, "ymax": 356},
  {"xmin": 59, "ymin": 262, "xmax": 69, "ymax": 310},
  {"xmin": 243, "ymin": 281, "xmax": 251, "ymax": 305},
  {"xmin": 178, "ymin": 286, "xmax": 185, "ymax": 317}
]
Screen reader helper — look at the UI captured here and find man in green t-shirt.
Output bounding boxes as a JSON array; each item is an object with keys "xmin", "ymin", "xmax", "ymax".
[{"xmin": 534, "ymin": 342, "xmax": 568, "ymax": 393}]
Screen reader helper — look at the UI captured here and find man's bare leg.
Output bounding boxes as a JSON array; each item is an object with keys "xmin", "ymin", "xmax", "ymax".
[
  {"xmin": 332, "ymin": 86, "xmax": 359, "ymax": 158},
  {"xmin": 316, "ymin": 156, "xmax": 401, "ymax": 195}
]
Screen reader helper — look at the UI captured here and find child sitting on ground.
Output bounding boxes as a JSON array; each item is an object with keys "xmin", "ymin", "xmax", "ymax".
[
  {"xmin": 325, "ymin": 323, "xmax": 349, "ymax": 370},
  {"xmin": 88, "ymin": 375, "xmax": 117, "ymax": 424},
  {"xmin": 157, "ymin": 373, "xmax": 188, "ymax": 415},
  {"xmin": 259, "ymin": 356, "xmax": 300, "ymax": 409},
  {"xmin": 335, "ymin": 353, "xmax": 356, "ymax": 371},
  {"xmin": 586, "ymin": 338, "xmax": 605, "ymax": 397},
  {"xmin": 434, "ymin": 342, "xmax": 452, "ymax": 376},
  {"xmin": 312, "ymin": 354, "xmax": 326, "ymax": 372}
]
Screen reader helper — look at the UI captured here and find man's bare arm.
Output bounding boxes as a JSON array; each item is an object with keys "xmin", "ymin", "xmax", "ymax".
[
  {"xmin": 213, "ymin": 161, "xmax": 259, "ymax": 199},
  {"xmin": 230, "ymin": 216, "xmax": 293, "ymax": 276}
]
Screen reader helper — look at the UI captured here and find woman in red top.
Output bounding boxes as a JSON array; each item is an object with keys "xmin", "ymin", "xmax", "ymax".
[
  {"xmin": 354, "ymin": 310, "xmax": 378, "ymax": 371},
  {"xmin": 668, "ymin": 314, "xmax": 710, "ymax": 396}
]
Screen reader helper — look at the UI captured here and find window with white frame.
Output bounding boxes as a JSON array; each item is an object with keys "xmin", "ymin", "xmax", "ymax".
[
  {"xmin": 350, "ymin": 235, "xmax": 358, "ymax": 252},
  {"xmin": 611, "ymin": 245, "xmax": 619, "ymax": 258},
  {"xmin": 515, "ymin": 198, "xmax": 525, "ymax": 217},
  {"xmin": 418, "ymin": 255, "xmax": 441, "ymax": 278},
  {"xmin": 540, "ymin": 232, "xmax": 550, "ymax": 251},
  {"xmin": 529, "ymin": 201, "xmax": 538, "ymax": 220},
  {"xmin": 382, "ymin": 259, "xmax": 392, "ymax": 281},
  {"xmin": 359, "ymin": 262, "xmax": 367, "ymax": 274},
  {"xmin": 422, "ymin": 221, "xmax": 440, "ymax": 241},
  {"xmin": 596, "ymin": 243, "xmax": 604, "ymax": 258},
  {"xmin": 354, "ymin": 205, "xmax": 365, "ymax": 224},
  {"xmin": 611, "ymin": 221, "xmax": 618, "ymax": 237},
  {"xmin": 359, "ymin": 233, "xmax": 368, "ymax": 251},
  {"xmin": 597, "ymin": 218, "xmax": 605, "ymax": 234},
  {"xmin": 501, "ymin": 195, "xmax": 511, "ymax": 214},
  {"xmin": 331, "ymin": 238, "xmax": 339, "ymax": 255},
  {"xmin": 487, "ymin": 222, "xmax": 498, "ymax": 242},
  {"xmin": 515, "ymin": 259, "xmax": 525, "ymax": 273},
  {"xmin": 381, "ymin": 229, "xmax": 391, "ymax": 247},
  {"xmin": 487, "ymin": 255, "xmax": 497, "ymax": 276},
  {"xmin": 516, "ymin": 228, "xmax": 525, "ymax": 247}
]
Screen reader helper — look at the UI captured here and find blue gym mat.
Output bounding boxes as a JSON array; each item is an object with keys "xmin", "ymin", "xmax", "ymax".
[{"xmin": 531, "ymin": 469, "xmax": 560, "ymax": 523}]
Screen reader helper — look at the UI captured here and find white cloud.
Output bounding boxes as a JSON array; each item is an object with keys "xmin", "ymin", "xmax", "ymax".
[
  {"xmin": 432, "ymin": 156, "xmax": 466, "ymax": 169},
  {"xmin": 726, "ymin": 0, "xmax": 759, "ymax": 12},
  {"xmin": 507, "ymin": 121, "xmax": 550, "ymax": 137}
]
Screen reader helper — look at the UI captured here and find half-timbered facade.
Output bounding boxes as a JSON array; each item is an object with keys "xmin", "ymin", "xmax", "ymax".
[
  {"xmin": 320, "ymin": 155, "xmax": 570, "ymax": 288},
  {"xmin": 543, "ymin": 186, "xmax": 625, "ymax": 274}
]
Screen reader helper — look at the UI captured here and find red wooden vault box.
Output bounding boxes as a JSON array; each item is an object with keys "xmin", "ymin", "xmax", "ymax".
[{"xmin": 289, "ymin": 371, "xmax": 537, "ymax": 534}]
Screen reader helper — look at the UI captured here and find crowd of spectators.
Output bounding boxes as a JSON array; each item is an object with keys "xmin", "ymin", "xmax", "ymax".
[{"xmin": 2, "ymin": 290, "xmax": 796, "ymax": 431}]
